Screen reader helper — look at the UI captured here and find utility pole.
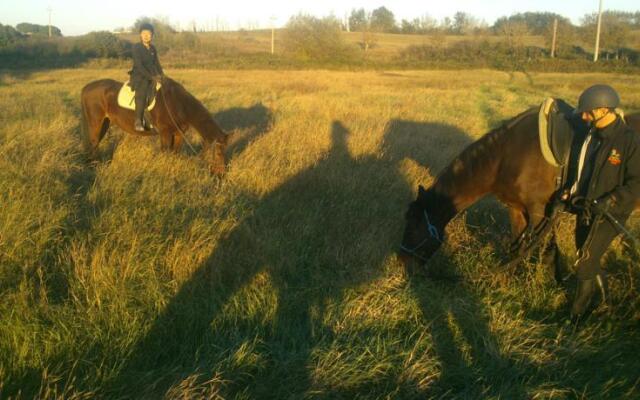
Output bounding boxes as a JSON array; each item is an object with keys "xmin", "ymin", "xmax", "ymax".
[
  {"xmin": 594, "ymin": 0, "xmax": 603, "ymax": 62},
  {"xmin": 550, "ymin": 18, "xmax": 558, "ymax": 58},
  {"xmin": 47, "ymin": 6, "xmax": 52, "ymax": 37},
  {"xmin": 270, "ymin": 16, "xmax": 276, "ymax": 55}
]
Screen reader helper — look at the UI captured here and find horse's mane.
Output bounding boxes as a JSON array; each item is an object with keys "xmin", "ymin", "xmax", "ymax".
[
  {"xmin": 434, "ymin": 107, "xmax": 537, "ymax": 194},
  {"xmin": 164, "ymin": 78, "xmax": 211, "ymax": 122}
]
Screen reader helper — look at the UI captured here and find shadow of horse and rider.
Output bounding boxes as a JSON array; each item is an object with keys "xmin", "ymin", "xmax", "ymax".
[{"xmin": 105, "ymin": 119, "xmax": 535, "ymax": 398}]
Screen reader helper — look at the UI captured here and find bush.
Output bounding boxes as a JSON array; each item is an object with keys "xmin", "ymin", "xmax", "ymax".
[
  {"xmin": 0, "ymin": 24, "xmax": 24, "ymax": 47},
  {"xmin": 76, "ymin": 31, "xmax": 131, "ymax": 58},
  {"xmin": 282, "ymin": 14, "xmax": 354, "ymax": 62},
  {"xmin": 16, "ymin": 22, "xmax": 62, "ymax": 37}
]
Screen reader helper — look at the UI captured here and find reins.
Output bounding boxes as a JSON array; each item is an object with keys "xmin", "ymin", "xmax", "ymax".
[{"xmin": 159, "ymin": 82, "xmax": 198, "ymax": 155}]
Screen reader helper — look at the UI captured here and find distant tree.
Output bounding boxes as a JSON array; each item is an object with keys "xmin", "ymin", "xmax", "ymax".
[
  {"xmin": 441, "ymin": 17, "xmax": 453, "ymax": 34},
  {"xmin": 283, "ymin": 14, "xmax": 351, "ymax": 61},
  {"xmin": 493, "ymin": 12, "xmax": 566, "ymax": 35},
  {"xmin": 418, "ymin": 15, "xmax": 438, "ymax": 33},
  {"xmin": 581, "ymin": 11, "xmax": 632, "ymax": 59},
  {"xmin": 497, "ymin": 20, "xmax": 530, "ymax": 50},
  {"xmin": 370, "ymin": 7, "xmax": 396, "ymax": 32},
  {"xmin": 400, "ymin": 19, "xmax": 416, "ymax": 34},
  {"xmin": 0, "ymin": 24, "xmax": 24, "ymax": 47},
  {"xmin": 132, "ymin": 17, "xmax": 176, "ymax": 35},
  {"xmin": 400, "ymin": 15, "xmax": 438, "ymax": 34},
  {"xmin": 452, "ymin": 11, "xmax": 480, "ymax": 35},
  {"xmin": 16, "ymin": 22, "xmax": 62, "ymax": 37},
  {"xmin": 543, "ymin": 18, "xmax": 577, "ymax": 57},
  {"xmin": 596, "ymin": 10, "xmax": 640, "ymax": 28},
  {"xmin": 77, "ymin": 31, "xmax": 130, "ymax": 58},
  {"xmin": 348, "ymin": 8, "xmax": 369, "ymax": 32}
]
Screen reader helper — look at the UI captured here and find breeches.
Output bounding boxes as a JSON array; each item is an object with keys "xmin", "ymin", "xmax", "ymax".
[{"xmin": 134, "ymin": 80, "xmax": 153, "ymax": 121}]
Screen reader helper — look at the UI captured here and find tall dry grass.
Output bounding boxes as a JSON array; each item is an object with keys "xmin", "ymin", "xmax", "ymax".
[{"xmin": 0, "ymin": 68, "xmax": 639, "ymax": 399}]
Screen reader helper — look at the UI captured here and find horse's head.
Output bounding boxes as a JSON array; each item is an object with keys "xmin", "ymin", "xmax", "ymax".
[
  {"xmin": 400, "ymin": 185, "xmax": 450, "ymax": 265},
  {"xmin": 206, "ymin": 129, "xmax": 230, "ymax": 176}
]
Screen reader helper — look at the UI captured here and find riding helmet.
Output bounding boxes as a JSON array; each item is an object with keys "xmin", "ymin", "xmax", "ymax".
[
  {"xmin": 139, "ymin": 23, "xmax": 155, "ymax": 34},
  {"xmin": 576, "ymin": 84, "xmax": 620, "ymax": 113}
]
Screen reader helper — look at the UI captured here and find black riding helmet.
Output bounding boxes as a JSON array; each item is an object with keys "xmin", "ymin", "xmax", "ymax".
[
  {"xmin": 576, "ymin": 84, "xmax": 620, "ymax": 113},
  {"xmin": 139, "ymin": 23, "xmax": 154, "ymax": 34}
]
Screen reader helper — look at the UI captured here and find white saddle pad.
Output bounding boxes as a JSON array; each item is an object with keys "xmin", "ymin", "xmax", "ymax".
[{"xmin": 117, "ymin": 81, "xmax": 162, "ymax": 111}]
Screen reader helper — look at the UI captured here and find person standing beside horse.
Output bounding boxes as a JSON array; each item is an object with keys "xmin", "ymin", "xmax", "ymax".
[
  {"xmin": 567, "ymin": 84, "xmax": 640, "ymax": 321},
  {"xmin": 129, "ymin": 22, "xmax": 164, "ymax": 132}
]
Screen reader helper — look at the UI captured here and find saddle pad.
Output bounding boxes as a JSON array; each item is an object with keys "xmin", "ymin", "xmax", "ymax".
[{"xmin": 117, "ymin": 81, "xmax": 161, "ymax": 111}]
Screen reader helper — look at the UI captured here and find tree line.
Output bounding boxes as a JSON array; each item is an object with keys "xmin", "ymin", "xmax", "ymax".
[
  {"xmin": 345, "ymin": 8, "xmax": 639, "ymax": 57},
  {"xmin": 0, "ymin": 11, "xmax": 638, "ymax": 70}
]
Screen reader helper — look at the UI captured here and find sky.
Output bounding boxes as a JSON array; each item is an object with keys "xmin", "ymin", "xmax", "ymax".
[{"xmin": 1, "ymin": 0, "xmax": 638, "ymax": 36}]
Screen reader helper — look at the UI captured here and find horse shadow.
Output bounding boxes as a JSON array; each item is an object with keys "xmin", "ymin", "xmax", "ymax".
[
  {"xmin": 214, "ymin": 102, "xmax": 273, "ymax": 157},
  {"xmin": 103, "ymin": 119, "xmax": 530, "ymax": 398}
]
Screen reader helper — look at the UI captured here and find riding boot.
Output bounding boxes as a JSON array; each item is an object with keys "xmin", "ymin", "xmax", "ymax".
[
  {"xmin": 571, "ymin": 278, "xmax": 596, "ymax": 320},
  {"xmin": 134, "ymin": 119, "xmax": 145, "ymax": 132},
  {"xmin": 571, "ymin": 272, "xmax": 608, "ymax": 321},
  {"xmin": 595, "ymin": 271, "xmax": 609, "ymax": 311}
]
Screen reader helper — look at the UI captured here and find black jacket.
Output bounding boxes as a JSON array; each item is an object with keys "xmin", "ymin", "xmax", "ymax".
[
  {"xmin": 129, "ymin": 42, "xmax": 163, "ymax": 88},
  {"xmin": 583, "ymin": 116, "xmax": 640, "ymax": 219}
]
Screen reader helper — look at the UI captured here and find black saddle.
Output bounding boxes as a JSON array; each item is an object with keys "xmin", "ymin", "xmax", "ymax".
[{"xmin": 538, "ymin": 98, "xmax": 590, "ymax": 192}]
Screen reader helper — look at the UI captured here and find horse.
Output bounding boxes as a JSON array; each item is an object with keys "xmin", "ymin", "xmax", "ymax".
[
  {"xmin": 399, "ymin": 109, "xmax": 640, "ymax": 274},
  {"xmin": 80, "ymin": 77, "xmax": 229, "ymax": 175}
]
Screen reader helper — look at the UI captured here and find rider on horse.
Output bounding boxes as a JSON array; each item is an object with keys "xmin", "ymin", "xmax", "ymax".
[
  {"xmin": 568, "ymin": 84, "xmax": 640, "ymax": 321},
  {"xmin": 129, "ymin": 22, "xmax": 164, "ymax": 132}
]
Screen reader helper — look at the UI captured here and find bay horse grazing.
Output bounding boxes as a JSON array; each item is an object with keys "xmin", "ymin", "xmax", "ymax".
[
  {"xmin": 400, "ymin": 109, "xmax": 640, "ymax": 272},
  {"xmin": 80, "ymin": 77, "xmax": 229, "ymax": 175}
]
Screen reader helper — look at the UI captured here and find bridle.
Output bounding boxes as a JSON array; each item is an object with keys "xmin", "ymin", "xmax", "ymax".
[{"xmin": 400, "ymin": 209, "xmax": 442, "ymax": 262}]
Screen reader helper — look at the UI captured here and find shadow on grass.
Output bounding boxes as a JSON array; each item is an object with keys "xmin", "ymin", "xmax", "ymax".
[
  {"xmin": 97, "ymin": 118, "xmax": 538, "ymax": 398},
  {"xmin": 405, "ymin": 259, "xmax": 533, "ymax": 398},
  {"xmin": 214, "ymin": 102, "xmax": 273, "ymax": 157},
  {"xmin": 0, "ymin": 69, "xmax": 35, "ymax": 87}
]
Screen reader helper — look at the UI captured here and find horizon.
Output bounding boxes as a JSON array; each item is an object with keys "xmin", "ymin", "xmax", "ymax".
[{"xmin": 1, "ymin": 0, "xmax": 639, "ymax": 36}]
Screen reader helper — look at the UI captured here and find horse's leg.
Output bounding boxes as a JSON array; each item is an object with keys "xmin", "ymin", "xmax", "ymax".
[
  {"xmin": 508, "ymin": 206, "xmax": 528, "ymax": 239},
  {"xmin": 158, "ymin": 128, "xmax": 174, "ymax": 152},
  {"xmin": 171, "ymin": 132, "xmax": 183, "ymax": 153},
  {"xmin": 86, "ymin": 117, "xmax": 110, "ymax": 162}
]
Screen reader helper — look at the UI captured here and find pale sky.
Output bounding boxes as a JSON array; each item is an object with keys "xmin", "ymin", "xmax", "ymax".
[{"xmin": 1, "ymin": 0, "xmax": 638, "ymax": 36}]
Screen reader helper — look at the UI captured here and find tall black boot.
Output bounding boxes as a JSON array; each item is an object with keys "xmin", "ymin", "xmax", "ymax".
[
  {"xmin": 571, "ymin": 272, "xmax": 608, "ymax": 321},
  {"xmin": 571, "ymin": 278, "xmax": 595, "ymax": 320}
]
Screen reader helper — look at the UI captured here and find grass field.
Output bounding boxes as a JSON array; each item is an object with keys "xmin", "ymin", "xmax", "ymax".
[{"xmin": 1, "ymin": 68, "xmax": 640, "ymax": 399}]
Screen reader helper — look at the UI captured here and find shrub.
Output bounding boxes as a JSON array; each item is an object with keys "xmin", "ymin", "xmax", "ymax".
[
  {"xmin": 76, "ymin": 31, "xmax": 131, "ymax": 58},
  {"xmin": 282, "ymin": 14, "xmax": 354, "ymax": 62}
]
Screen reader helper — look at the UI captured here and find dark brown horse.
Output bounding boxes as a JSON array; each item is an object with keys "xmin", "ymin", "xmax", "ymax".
[
  {"xmin": 80, "ymin": 77, "xmax": 229, "ymax": 174},
  {"xmin": 400, "ymin": 109, "xmax": 640, "ymax": 270}
]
